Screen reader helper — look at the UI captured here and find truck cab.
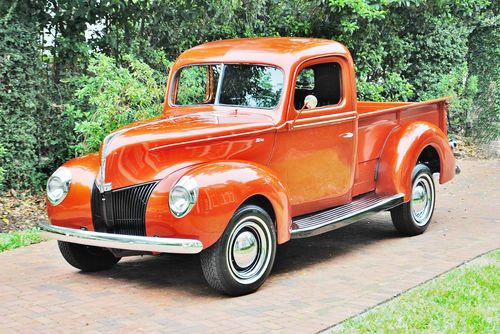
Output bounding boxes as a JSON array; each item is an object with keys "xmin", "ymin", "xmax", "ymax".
[{"xmin": 41, "ymin": 37, "xmax": 457, "ymax": 296}]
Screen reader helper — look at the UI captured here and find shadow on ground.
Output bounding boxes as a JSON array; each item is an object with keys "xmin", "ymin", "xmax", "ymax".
[{"xmin": 82, "ymin": 214, "xmax": 400, "ymax": 296}]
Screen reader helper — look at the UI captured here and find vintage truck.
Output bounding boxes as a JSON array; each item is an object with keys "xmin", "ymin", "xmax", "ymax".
[{"xmin": 40, "ymin": 37, "xmax": 458, "ymax": 296}]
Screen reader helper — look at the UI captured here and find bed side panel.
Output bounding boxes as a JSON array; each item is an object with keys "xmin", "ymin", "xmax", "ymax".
[{"xmin": 353, "ymin": 98, "xmax": 448, "ymax": 197}]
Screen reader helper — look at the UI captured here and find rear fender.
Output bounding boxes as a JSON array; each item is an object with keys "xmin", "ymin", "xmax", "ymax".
[
  {"xmin": 146, "ymin": 161, "xmax": 292, "ymax": 248},
  {"xmin": 376, "ymin": 122, "xmax": 455, "ymax": 201}
]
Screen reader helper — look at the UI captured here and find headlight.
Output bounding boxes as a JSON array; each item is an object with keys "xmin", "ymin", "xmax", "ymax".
[
  {"xmin": 46, "ymin": 167, "xmax": 72, "ymax": 205},
  {"xmin": 169, "ymin": 176, "xmax": 198, "ymax": 218}
]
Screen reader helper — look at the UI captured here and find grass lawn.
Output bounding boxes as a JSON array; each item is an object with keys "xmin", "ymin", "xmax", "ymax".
[
  {"xmin": 0, "ymin": 228, "xmax": 45, "ymax": 252},
  {"xmin": 329, "ymin": 249, "xmax": 499, "ymax": 334}
]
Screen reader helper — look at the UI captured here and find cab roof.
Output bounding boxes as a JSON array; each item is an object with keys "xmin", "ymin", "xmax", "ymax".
[{"xmin": 174, "ymin": 37, "xmax": 351, "ymax": 69}]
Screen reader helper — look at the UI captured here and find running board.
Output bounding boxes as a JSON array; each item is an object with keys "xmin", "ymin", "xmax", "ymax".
[{"xmin": 291, "ymin": 193, "xmax": 405, "ymax": 239}]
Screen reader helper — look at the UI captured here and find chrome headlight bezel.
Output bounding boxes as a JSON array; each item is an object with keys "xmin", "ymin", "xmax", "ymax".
[
  {"xmin": 169, "ymin": 176, "xmax": 198, "ymax": 218},
  {"xmin": 46, "ymin": 167, "xmax": 72, "ymax": 206}
]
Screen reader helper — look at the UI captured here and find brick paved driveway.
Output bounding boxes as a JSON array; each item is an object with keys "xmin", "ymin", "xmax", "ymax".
[{"xmin": 1, "ymin": 159, "xmax": 498, "ymax": 333}]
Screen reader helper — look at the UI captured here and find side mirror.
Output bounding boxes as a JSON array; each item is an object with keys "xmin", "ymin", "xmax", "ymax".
[
  {"xmin": 303, "ymin": 95, "xmax": 318, "ymax": 109},
  {"xmin": 289, "ymin": 95, "xmax": 318, "ymax": 129}
]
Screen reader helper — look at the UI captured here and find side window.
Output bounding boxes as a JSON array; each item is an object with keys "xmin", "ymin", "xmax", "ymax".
[
  {"xmin": 294, "ymin": 62, "xmax": 342, "ymax": 109},
  {"xmin": 296, "ymin": 68, "xmax": 314, "ymax": 90}
]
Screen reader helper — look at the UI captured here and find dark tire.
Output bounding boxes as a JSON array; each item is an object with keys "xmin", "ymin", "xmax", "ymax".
[
  {"xmin": 391, "ymin": 163, "xmax": 436, "ymax": 236},
  {"xmin": 58, "ymin": 241, "xmax": 121, "ymax": 272},
  {"xmin": 200, "ymin": 205, "xmax": 276, "ymax": 296}
]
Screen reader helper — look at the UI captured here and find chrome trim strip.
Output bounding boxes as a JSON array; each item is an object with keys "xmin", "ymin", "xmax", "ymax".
[
  {"xmin": 291, "ymin": 193, "xmax": 404, "ymax": 239},
  {"xmin": 97, "ymin": 129, "xmax": 127, "ymax": 193},
  {"xmin": 38, "ymin": 222, "xmax": 203, "ymax": 254}
]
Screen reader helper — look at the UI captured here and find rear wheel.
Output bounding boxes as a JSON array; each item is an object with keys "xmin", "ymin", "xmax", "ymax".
[
  {"xmin": 200, "ymin": 205, "xmax": 276, "ymax": 296},
  {"xmin": 58, "ymin": 241, "xmax": 121, "ymax": 272},
  {"xmin": 391, "ymin": 163, "xmax": 436, "ymax": 236}
]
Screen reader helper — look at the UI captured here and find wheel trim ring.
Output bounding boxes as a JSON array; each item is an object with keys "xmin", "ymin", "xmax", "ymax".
[
  {"xmin": 410, "ymin": 173, "xmax": 435, "ymax": 226},
  {"xmin": 226, "ymin": 216, "xmax": 272, "ymax": 285}
]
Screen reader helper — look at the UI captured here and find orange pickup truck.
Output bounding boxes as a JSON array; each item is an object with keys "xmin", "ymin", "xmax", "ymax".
[{"xmin": 40, "ymin": 37, "xmax": 458, "ymax": 295}]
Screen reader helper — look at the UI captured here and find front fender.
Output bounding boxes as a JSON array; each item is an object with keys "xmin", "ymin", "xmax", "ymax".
[
  {"xmin": 46, "ymin": 153, "xmax": 99, "ymax": 230},
  {"xmin": 376, "ymin": 121, "xmax": 456, "ymax": 201},
  {"xmin": 145, "ymin": 161, "xmax": 291, "ymax": 248}
]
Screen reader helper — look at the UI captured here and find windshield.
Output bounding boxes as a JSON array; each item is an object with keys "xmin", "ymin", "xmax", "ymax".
[{"xmin": 173, "ymin": 64, "xmax": 284, "ymax": 109}]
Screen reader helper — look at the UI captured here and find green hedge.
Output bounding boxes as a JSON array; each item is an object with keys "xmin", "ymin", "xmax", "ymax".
[
  {"xmin": 0, "ymin": 20, "xmax": 45, "ymax": 190},
  {"xmin": 0, "ymin": 143, "xmax": 5, "ymax": 188},
  {"xmin": 468, "ymin": 25, "xmax": 499, "ymax": 143},
  {"xmin": 0, "ymin": 0, "xmax": 498, "ymax": 192}
]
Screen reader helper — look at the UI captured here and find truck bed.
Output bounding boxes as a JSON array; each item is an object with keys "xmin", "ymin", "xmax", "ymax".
[{"xmin": 353, "ymin": 97, "xmax": 449, "ymax": 197}]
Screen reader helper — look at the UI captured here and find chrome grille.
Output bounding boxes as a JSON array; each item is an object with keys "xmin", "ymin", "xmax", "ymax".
[{"xmin": 91, "ymin": 182, "xmax": 158, "ymax": 236}]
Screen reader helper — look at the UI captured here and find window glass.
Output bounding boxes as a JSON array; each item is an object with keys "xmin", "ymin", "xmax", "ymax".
[
  {"xmin": 219, "ymin": 65, "xmax": 283, "ymax": 108},
  {"xmin": 176, "ymin": 65, "xmax": 221, "ymax": 105},
  {"xmin": 174, "ymin": 64, "xmax": 283, "ymax": 109},
  {"xmin": 294, "ymin": 62, "xmax": 342, "ymax": 109},
  {"xmin": 296, "ymin": 68, "xmax": 314, "ymax": 90}
]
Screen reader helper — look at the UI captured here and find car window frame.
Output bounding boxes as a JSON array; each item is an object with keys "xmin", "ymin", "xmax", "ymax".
[
  {"xmin": 169, "ymin": 62, "xmax": 286, "ymax": 111},
  {"xmin": 290, "ymin": 56, "xmax": 348, "ymax": 117}
]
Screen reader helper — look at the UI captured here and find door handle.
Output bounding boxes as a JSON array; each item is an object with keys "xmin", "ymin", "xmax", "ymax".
[{"xmin": 341, "ymin": 132, "xmax": 353, "ymax": 138}]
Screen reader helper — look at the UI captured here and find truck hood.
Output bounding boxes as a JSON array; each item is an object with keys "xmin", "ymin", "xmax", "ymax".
[{"xmin": 98, "ymin": 110, "xmax": 276, "ymax": 190}]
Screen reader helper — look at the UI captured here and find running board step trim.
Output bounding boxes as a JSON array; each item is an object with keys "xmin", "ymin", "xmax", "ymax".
[{"xmin": 291, "ymin": 193, "xmax": 405, "ymax": 239}]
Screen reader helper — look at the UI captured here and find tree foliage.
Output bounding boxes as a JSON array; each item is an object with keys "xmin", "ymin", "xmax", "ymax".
[
  {"xmin": 67, "ymin": 53, "xmax": 168, "ymax": 154},
  {"xmin": 468, "ymin": 24, "xmax": 499, "ymax": 143},
  {"xmin": 0, "ymin": 0, "xmax": 498, "ymax": 191},
  {"xmin": 0, "ymin": 143, "xmax": 5, "ymax": 188}
]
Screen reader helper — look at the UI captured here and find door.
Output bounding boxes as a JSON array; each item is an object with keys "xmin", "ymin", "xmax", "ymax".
[{"xmin": 270, "ymin": 57, "xmax": 357, "ymax": 216}]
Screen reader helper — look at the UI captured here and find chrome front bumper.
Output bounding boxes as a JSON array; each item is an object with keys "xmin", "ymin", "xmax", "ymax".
[{"xmin": 38, "ymin": 222, "xmax": 203, "ymax": 254}]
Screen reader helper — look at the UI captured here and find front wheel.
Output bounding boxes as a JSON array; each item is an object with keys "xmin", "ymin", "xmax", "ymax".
[
  {"xmin": 58, "ymin": 241, "xmax": 121, "ymax": 272},
  {"xmin": 200, "ymin": 205, "xmax": 276, "ymax": 296},
  {"xmin": 391, "ymin": 163, "xmax": 436, "ymax": 236}
]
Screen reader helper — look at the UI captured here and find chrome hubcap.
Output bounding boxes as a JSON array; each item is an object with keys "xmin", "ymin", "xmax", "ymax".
[
  {"xmin": 411, "ymin": 173, "xmax": 434, "ymax": 226},
  {"xmin": 226, "ymin": 216, "xmax": 272, "ymax": 284},
  {"xmin": 412, "ymin": 185, "xmax": 427, "ymax": 213},
  {"xmin": 233, "ymin": 231, "xmax": 258, "ymax": 268}
]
